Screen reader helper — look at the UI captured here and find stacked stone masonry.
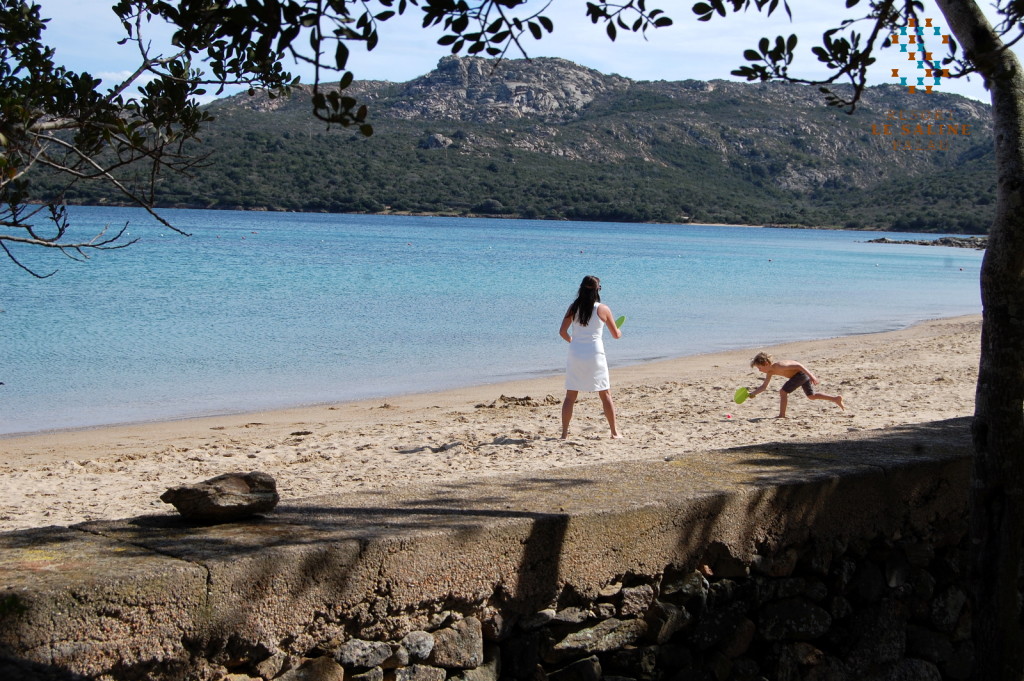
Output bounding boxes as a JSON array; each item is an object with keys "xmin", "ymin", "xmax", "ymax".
[{"xmin": 163, "ymin": 528, "xmax": 971, "ymax": 681}]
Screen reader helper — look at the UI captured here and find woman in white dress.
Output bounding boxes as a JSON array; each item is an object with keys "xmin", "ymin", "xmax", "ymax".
[{"xmin": 558, "ymin": 275, "xmax": 623, "ymax": 439}]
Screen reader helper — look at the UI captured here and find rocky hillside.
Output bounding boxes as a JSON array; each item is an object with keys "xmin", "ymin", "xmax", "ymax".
[{"xmin": 52, "ymin": 56, "xmax": 996, "ymax": 232}]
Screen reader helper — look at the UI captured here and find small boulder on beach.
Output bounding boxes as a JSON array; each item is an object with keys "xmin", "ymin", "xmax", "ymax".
[{"xmin": 160, "ymin": 471, "xmax": 279, "ymax": 522}]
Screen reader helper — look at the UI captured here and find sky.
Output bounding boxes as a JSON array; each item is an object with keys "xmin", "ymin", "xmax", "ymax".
[{"xmin": 33, "ymin": 0, "xmax": 1003, "ymax": 104}]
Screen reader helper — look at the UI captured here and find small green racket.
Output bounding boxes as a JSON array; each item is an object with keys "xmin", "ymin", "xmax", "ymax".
[
  {"xmin": 734, "ymin": 387, "xmax": 750, "ymax": 404},
  {"xmin": 615, "ymin": 315, "xmax": 626, "ymax": 329}
]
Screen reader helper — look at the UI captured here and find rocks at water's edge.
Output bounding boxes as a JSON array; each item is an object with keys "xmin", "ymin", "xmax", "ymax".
[{"xmin": 866, "ymin": 236, "xmax": 987, "ymax": 249}]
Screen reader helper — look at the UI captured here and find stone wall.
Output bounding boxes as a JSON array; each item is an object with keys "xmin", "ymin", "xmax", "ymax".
[
  {"xmin": 0, "ymin": 419, "xmax": 973, "ymax": 681},
  {"xmin": 181, "ymin": 519, "xmax": 971, "ymax": 681}
]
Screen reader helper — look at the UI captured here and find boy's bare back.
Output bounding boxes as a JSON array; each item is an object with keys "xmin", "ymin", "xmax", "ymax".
[{"xmin": 763, "ymin": 359, "xmax": 807, "ymax": 379}]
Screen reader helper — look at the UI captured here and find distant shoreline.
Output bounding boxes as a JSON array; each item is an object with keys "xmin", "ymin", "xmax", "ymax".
[{"xmin": 44, "ymin": 201, "xmax": 987, "ymax": 237}]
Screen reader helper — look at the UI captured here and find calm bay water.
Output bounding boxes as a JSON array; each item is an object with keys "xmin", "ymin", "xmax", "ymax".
[{"xmin": 0, "ymin": 206, "xmax": 983, "ymax": 436}]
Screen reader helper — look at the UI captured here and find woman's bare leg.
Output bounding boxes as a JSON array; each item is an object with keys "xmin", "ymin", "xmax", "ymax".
[
  {"xmin": 598, "ymin": 389, "xmax": 622, "ymax": 438},
  {"xmin": 561, "ymin": 391, "xmax": 579, "ymax": 438}
]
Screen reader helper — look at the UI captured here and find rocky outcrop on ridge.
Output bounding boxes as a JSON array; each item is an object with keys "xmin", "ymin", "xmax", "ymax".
[{"xmin": 386, "ymin": 56, "xmax": 632, "ymax": 123}]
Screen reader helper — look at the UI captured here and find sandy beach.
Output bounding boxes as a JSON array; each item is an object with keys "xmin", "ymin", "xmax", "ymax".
[{"xmin": 0, "ymin": 315, "xmax": 981, "ymax": 533}]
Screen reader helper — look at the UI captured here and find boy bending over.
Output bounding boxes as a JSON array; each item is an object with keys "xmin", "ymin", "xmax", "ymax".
[{"xmin": 749, "ymin": 352, "xmax": 845, "ymax": 418}]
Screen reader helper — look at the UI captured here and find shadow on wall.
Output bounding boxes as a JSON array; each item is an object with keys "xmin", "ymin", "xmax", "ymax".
[{"xmin": 0, "ymin": 417, "xmax": 973, "ymax": 680}]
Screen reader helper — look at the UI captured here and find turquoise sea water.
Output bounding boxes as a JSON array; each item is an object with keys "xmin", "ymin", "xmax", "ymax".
[{"xmin": 0, "ymin": 206, "xmax": 983, "ymax": 436}]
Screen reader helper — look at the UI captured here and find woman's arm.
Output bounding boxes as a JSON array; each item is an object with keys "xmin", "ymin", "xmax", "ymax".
[
  {"xmin": 559, "ymin": 309, "xmax": 574, "ymax": 342},
  {"xmin": 597, "ymin": 304, "xmax": 622, "ymax": 339}
]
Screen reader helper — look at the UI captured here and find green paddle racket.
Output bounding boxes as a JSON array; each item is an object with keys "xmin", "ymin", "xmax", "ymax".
[
  {"xmin": 615, "ymin": 315, "xmax": 626, "ymax": 329},
  {"xmin": 734, "ymin": 387, "xmax": 750, "ymax": 404}
]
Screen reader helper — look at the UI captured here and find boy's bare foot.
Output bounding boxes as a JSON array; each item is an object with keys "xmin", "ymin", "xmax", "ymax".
[
  {"xmin": 836, "ymin": 396, "xmax": 846, "ymax": 411},
  {"xmin": 610, "ymin": 433, "xmax": 623, "ymax": 439},
  {"xmin": 776, "ymin": 414, "xmax": 788, "ymax": 419}
]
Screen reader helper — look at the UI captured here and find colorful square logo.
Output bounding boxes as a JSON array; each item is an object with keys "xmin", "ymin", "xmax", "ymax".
[{"xmin": 889, "ymin": 18, "xmax": 951, "ymax": 94}]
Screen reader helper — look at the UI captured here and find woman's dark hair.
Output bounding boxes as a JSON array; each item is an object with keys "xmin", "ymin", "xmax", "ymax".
[{"xmin": 567, "ymin": 275, "xmax": 602, "ymax": 326}]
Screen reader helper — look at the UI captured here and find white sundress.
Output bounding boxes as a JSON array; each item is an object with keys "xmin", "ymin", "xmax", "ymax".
[{"xmin": 565, "ymin": 303, "xmax": 610, "ymax": 392}]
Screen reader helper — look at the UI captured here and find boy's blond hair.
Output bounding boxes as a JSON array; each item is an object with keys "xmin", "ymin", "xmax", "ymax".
[{"xmin": 751, "ymin": 352, "xmax": 773, "ymax": 368}]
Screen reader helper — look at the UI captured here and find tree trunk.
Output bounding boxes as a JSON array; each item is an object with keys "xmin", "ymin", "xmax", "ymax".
[{"xmin": 935, "ymin": 2, "xmax": 1024, "ymax": 679}]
